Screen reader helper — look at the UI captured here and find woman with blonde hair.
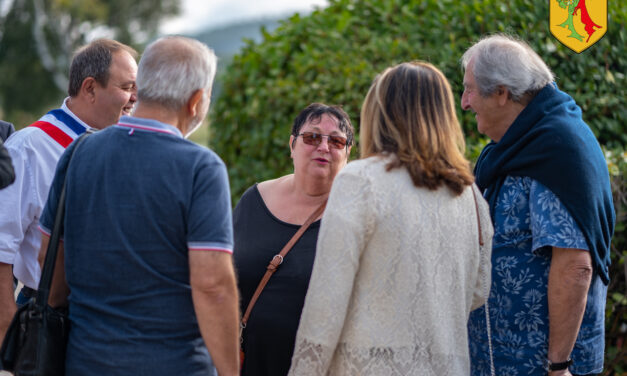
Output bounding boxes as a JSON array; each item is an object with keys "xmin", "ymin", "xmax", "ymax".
[{"xmin": 289, "ymin": 61, "xmax": 493, "ymax": 375}]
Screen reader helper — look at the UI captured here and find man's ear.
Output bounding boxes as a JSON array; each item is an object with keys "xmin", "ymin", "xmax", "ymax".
[
  {"xmin": 496, "ymin": 86, "xmax": 510, "ymax": 106},
  {"xmin": 187, "ymin": 89, "xmax": 204, "ymax": 117},
  {"xmin": 289, "ymin": 135, "xmax": 295, "ymax": 158},
  {"xmin": 80, "ymin": 77, "xmax": 97, "ymax": 103}
]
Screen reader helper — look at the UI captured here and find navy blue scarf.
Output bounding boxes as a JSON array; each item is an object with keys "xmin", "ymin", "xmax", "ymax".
[{"xmin": 475, "ymin": 83, "xmax": 615, "ymax": 284}]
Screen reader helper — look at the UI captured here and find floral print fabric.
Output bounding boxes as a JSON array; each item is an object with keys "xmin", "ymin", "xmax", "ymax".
[{"xmin": 468, "ymin": 176, "xmax": 607, "ymax": 375}]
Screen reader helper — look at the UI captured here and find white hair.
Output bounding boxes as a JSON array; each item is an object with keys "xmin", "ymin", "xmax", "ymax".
[
  {"xmin": 461, "ymin": 34, "xmax": 554, "ymax": 102},
  {"xmin": 137, "ymin": 36, "xmax": 217, "ymax": 111}
]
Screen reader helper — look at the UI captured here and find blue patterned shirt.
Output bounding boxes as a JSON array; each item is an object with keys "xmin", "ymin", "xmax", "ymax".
[{"xmin": 468, "ymin": 176, "xmax": 607, "ymax": 375}]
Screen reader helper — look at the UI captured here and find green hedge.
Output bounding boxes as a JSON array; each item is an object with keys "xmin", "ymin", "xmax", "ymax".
[
  {"xmin": 605, "ymin": 148, "xmax": 627, "ymax": 374},
  {"xmin": 210, "ymin": 0, "xmax": 626, "ymax": 201},
  {"xmin": 209, "ymin": 0, "xmax": 626, "ymax": 372}
]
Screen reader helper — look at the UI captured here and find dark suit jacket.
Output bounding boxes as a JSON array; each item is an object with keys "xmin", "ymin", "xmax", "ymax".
[
  {"xmin": 0, "ymin": 139, "xmax": 14, "ymax": 189},
  {"xmin": 0, "ymin": 120, "xmax": 15, "ymax": 141},
  {"xmin": 0, "ymin": 121, "xmax": 15, "ymax": 188}
]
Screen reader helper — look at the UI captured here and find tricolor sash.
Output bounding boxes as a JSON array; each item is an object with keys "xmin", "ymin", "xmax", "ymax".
[{"xmin": 29, "ymin": 109, "xmax": 87, "ymax": 148}]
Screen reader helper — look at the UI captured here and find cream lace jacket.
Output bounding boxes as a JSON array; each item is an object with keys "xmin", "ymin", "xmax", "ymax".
[{"xmin": 288, "ymin": 156, "xmax": 493, "ymax": 376}]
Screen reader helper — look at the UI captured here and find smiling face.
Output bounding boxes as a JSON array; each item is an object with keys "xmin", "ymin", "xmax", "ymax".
[
  {"xmin": 92, "ymin": 50, "xmax": 138, "ymax": 129},
  {"xmin": 290, "ymin": 113, "xmax": 350, "ymax": 185},
  {"xmin": 461, "ymin": 61, "xmax": 506, "ymax": 141}
]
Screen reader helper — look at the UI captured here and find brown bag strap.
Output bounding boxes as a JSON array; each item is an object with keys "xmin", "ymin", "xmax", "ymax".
[
  {"xmin": 240, "ymin": 200, "xmax": 327, "ymax": 331},
  {"xmin": 471, "ymin": 185, "xmax": 484, "ymax": 246}
]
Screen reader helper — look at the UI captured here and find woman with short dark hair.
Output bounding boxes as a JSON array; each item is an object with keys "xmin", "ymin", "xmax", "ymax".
[{"xmin": 234, "ymin": 103, "xmax": 353, "ymax": 376}]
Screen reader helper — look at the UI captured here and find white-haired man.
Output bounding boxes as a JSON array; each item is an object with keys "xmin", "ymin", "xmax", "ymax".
[
  {"xmin": 0, "ymin": 39, "xmax": 137, "ymax": 341},
  {"xmin": 40, "ymin": 36, "xmax": 239, "ymax": 376},
  {"xmin": 462, "ymin": 34, "xmax": 614, "ymax": 376}
]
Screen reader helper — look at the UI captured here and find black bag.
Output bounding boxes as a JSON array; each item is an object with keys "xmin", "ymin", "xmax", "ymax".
[
  {"xmin": 0, "ymin": 303, "xmax": 70, "ymax": 375},
  {"xmin": 0, "ymin": 132, "xmax": 91, "ymax": 375}
]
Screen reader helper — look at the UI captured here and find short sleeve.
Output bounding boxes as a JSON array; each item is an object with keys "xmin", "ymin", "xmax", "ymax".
[
  {"xmin": 187, "ymin": 155, "xmax": 233, "ymax": 253},
  {"xmin": 529, "ymin": 180, "xmax": 588, "ymax": 252},
  {"xmin": 0, "ymin": 139, "xmax": 32, "ymax": 263}
]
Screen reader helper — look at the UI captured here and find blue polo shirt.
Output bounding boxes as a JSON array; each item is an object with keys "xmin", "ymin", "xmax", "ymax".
[{"xmin": 39, "ymin": 116, "xmax": 233, "ymax": 376}]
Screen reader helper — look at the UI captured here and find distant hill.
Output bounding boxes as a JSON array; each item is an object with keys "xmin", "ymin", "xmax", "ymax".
[
  {"xmin": 191, "ymin": 18, "xmax": 281, "ymax": 59},
  {"xmin": 189, "ymin": 18, "xmax": 281, "ymax": 100}
]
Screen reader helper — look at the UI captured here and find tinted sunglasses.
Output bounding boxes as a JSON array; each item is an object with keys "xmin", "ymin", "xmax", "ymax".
[{"xmin": 297, "ymin": 132, "xmax": 348, "ymax": 149}]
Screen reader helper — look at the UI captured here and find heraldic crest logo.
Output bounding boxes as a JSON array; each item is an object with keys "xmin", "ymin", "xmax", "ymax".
[{"xmin": 550, "ymin": 0, "xmax": 607, "ymax": 53}]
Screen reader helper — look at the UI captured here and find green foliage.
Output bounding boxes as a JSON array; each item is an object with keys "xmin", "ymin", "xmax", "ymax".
[
  {"xmin": 604, "ymin": 148, "xmax": 627, "ymax": 374},
  {"xmin": 211, "ymin": 0, "xmax": 626, "ymax": 202},
  {"xmin": 211, "ymin": 0, "xmax": 626, "ymax": 372},
  {"xmin": 0, "ymin": 0, "xmax": 180, "ymax": 125},
  {"xmin": 0, "ymin": 0, "xmax": 60, "ymax": 119}
]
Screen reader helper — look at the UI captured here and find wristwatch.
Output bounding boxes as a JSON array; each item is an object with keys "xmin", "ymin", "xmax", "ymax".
[{"xmin": 546, "ymin": 358, "xmax": 573, "ymax": 372}]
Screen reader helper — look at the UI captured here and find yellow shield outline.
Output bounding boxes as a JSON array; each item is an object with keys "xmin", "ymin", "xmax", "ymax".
[{"xmin": 549, "ymin": 0, "xmax": 607, "ymax": 53}]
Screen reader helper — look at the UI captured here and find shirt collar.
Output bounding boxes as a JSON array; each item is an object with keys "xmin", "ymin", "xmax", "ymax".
[
  {"xmin": 60, "ymin": 97, "xmax": 92, "ymax": 131},
  {"xmin": 115, "ymin": 116, "xmax": 183, "ymax": 138}
]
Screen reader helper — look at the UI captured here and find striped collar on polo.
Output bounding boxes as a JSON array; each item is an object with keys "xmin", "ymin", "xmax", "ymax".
[{"xmin": 115, "ymin": 116, "xmax": 183, "ymax": 138}]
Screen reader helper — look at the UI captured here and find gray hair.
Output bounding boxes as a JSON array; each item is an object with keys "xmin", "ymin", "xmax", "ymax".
[
  {"xmin": 461, "ymin": 34, "xmax": 554, "ymax": 102},
  {"xmin": 137, "ymin": 36, "xmax": 217, "ymax": 111}
]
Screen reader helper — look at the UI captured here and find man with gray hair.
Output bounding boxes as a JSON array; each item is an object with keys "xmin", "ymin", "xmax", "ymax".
[
  {"xmin": 40, "ymin": 36, "xmax": 239, "ymax": 376},
  {"xmin": 462, "ymin": 34, "xmax": 614, "ymax": 376},
  {"xmin": 0, "ymin": 38, "xmax": 137, "ymax": 342}
]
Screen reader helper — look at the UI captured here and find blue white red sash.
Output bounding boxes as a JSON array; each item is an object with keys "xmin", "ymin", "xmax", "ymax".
[{"xmin": 29, "ymin": 109, "xmax": 86, "ymax": 148}]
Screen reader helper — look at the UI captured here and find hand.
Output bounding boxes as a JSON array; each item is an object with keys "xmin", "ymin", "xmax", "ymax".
[{"xmin": 0, "ymin": 262, "xmax": 17, "ymax": 342}]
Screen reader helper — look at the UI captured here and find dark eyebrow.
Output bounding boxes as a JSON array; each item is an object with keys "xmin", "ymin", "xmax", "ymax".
[{"xmin": 308, "ymin": 126, "xmax": 344, "ymax": 135}]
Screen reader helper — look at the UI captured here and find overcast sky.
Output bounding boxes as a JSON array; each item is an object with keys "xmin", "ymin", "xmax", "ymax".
[{"xmin": 160, "ymin": 0, "xmax": 329, "ymax": 35}]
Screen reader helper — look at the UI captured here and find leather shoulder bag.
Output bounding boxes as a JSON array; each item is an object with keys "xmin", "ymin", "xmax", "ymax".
[
  {"xmin": 239, "ymin": 200, "xmax": 327, "ymax": 367},
  {"xmin": 0, "ymin": 131, "xmax": 91, "ymax": 375}
]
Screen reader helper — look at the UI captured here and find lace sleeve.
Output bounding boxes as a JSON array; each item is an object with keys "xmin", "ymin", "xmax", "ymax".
[
  {"xmin": 471, "ymin": 185, "xmax": 494, "ymax": 311},
  {"xmin": 289, "ymin": 169, "xmax": 374, "ymax": 376}
]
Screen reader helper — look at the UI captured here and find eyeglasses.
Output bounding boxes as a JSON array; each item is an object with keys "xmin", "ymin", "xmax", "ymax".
[{"xmin": 297, "ymin": 132, "xmax": 348, "ymax": 149}]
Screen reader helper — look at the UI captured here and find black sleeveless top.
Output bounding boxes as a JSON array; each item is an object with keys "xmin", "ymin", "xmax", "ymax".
[{"xmin": 233, "ymin": 184, "xmax": 321, "ymax": 376}]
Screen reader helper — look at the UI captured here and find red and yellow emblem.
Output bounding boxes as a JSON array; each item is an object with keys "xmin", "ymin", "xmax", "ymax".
[{"xmin": 550, "ymin": 0, "xmax": 607, "ymax": 53}]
